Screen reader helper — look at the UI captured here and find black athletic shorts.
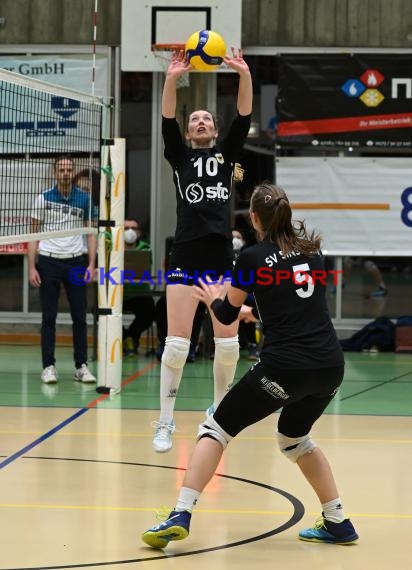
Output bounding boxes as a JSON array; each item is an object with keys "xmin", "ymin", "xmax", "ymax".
[
  {"xmin": 167, "ymin": 234, "xmax": 234, "ymax": 286},
  {"xmin": 213, "ymin": 360, "xmax": 344, "ymax": 438}
]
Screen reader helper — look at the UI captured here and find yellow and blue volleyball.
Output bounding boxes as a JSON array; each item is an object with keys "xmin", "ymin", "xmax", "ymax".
[{"xmin": 185, "ymin": 30, "xmax": 226, "ymax": 71}]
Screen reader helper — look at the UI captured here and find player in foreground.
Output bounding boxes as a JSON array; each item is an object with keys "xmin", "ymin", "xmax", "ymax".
[
  {"xmin": 152, "ymin": 47, "xmax": 253, "ymax": 452},
  {"xmin": 142, "ymin": 182, "xmax": 359, "ymax": 547}
]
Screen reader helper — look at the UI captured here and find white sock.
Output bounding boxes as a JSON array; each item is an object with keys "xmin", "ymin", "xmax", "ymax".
[
  {"xmin": 212, "ymin": 336, "xmax": 239, "ymax": 407},
  {"xmin": 322, "ymin": 498, "xmax": 345, "ymax": 523},
  {"xmin": 175, "ymin": 487, "xmax": 200, "ymax": 512},
  {"xmin": 159, "ymin": 336, "xmax": 190, "ymax": 424}
]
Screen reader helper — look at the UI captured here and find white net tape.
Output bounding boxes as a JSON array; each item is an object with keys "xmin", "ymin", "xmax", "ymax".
[{"xmin": 152, "ymin": 47, "xmax": 190, "ymax": 89}]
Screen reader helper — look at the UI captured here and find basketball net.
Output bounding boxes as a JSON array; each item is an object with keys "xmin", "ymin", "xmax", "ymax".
[{"xmin": 152, "ymin": 44, "xmax": 190, "ymax": 89}]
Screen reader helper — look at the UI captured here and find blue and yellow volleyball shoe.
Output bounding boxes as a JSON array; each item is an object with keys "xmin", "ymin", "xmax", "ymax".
[
  {"xmin": 299, "ymin": 516, "xmax": 359, "ymax": 544},
  {"xmin": 142, "ymin": 510, "xmax": 191, "ymax": 549}
]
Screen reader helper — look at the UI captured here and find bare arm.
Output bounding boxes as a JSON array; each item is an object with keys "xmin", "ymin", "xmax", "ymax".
[
  {"xmin": 28, "ymin": 219, "xmax": 41, "ymax": 287},
  {"xmin": 87, "ymin": 234, "xmax": 97, "ymax": 273},
  {"xmin": 224, "ymin": 48, "xmax": 253, "ymax": 116},
  {"xmin": 162, "ymin": 50, "xmax": 191, "ymax": 118}
]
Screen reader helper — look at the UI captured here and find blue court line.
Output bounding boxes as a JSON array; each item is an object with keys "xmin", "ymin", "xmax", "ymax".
[
  {"xmin": 0, "ymin": 407, "xmax": 88, "ymax": 470},
  {"xmin": 0, "ymin": 361, "xmax": 159, "ymax": 471}
]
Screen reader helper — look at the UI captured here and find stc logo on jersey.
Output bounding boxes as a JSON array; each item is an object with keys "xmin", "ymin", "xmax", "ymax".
[
  {"xmin": 185, "ymin": 182, "xmax": 230, "ymax": 204},
  {"xmin": 341, "ymin": 69, "xmax": 385, "ymax": 107}
]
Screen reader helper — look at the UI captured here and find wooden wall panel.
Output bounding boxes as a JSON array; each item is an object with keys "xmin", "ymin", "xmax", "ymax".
[
  {"xmin": 242, "ymin": 0, "xmax": 260, "ymax": 45},
  {"xmin": 0, "ymin": 0, "xmax": 410, "ymax": 49},
  {"xmin": 282, "ymin": 0, "xmax": 305, "ymax": 45},
  {"xmin": 244, "ymin": 0, "xmax": 412, "ymax": 47},
  {"xmin": 0, "ymin": 0, "xmax": 120, "ymax": 45},
  {"xmin": 0, "ymin": 0, "xmax": 30, "ymax": 43},
  {"xmin": 29, "ymin": 0, "xmax": 62, "ymax": 44}
]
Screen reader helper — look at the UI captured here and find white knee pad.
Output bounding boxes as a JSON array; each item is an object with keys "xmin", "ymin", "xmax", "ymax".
[
  {"xmin": 277, "ymin": 431, "xmax": 317, "ymax": 463},
  {"xmin": 214, "ymin": 336, "xmax": 239, "ymax": 365},
  {"xmin": 197, "ymin": 416, "xmax": 233, "ymax": 449},
  {"xmin": 162, "ymin": 336, "xmax": 190, "ymax": 368}
]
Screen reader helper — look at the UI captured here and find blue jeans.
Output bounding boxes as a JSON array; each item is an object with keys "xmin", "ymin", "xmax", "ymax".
[{"xmin": 37, "ymin": 255, "xmax": 88, "ymax": 368}]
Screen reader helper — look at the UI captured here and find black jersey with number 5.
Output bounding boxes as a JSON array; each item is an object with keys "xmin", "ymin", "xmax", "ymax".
[
  {"xmin": 232, "ymin": 241, "xmax": 344, "ymax": 369},
  {"xmin": 162, "ymin": 113, "xmax": 251, "ymax": 245}
]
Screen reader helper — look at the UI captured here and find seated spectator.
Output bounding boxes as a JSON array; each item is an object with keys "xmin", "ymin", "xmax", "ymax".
[
  {"xmin": 154, "ymin": 293, "xmax": 206, "ymax": 364},
  {"xmin": 73, "ymin": 168, "xmax": 100, "ymax": 218},
  {"xmin": 73, "ymin": 168, "xmax": 100, "ymax": 254},
  {"xmin": 266, "ymin": 114, "xmax": 278, "ymax": 143},
  {"xmin": 233, "ymin": 228, "xmax": 259, "ymax": 361},
  {"xmin": 122, "ymin": 218, "xmax": 155, "ymax": 357}
]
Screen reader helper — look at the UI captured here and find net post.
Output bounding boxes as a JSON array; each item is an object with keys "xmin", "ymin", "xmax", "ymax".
[{"xmin": 96, "ymin": 138, "xmax": 125, "ymax": 395}]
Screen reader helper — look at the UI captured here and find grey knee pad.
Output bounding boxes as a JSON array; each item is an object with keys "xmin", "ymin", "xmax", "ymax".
[
  {"xmin": 162, "ymin": 336, "xmax": 190, "ymax": 368},
  {"xmin": 214, "ymin": 337, "xmax": 239, "ymax": 365},
  {"xmin": 277, "ymin": 431, "xmax": 317, "ymax": 463},
  {"xmin": 197, "ymin": 416, "xmax": 233, "ymax": 449},
  {"xmin": 364, "ymin": 260, "xmax": 376, "ymax": 272}
]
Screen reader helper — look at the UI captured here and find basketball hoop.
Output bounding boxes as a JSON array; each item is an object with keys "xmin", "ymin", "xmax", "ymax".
[{"xmin": 152, "ymin": 43, "xmax": 190, "ymax": 89}]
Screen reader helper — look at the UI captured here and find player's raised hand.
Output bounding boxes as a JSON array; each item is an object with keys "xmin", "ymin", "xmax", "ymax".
[
  {"xmin": 223, "ymin": 47, "xmax": 250, "ymax": 75},
  {"xmin": 166, "ymin": 50, "xmax": 192, "ymax": 78}
]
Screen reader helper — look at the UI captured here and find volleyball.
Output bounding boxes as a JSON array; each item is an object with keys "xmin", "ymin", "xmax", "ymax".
[{"xmin": 185, "ymin": 30, "xmax": 226, "ymax": 71}]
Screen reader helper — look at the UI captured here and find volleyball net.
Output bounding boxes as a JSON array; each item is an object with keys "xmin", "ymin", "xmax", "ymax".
[{"xmin": 0, "ymin": 68, "xmax": 103, "ymax": 244}]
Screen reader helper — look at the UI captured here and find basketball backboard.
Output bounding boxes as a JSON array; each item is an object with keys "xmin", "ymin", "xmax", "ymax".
[{"xmin": 121, "ymin": 0, "xmax": 242, "ymax": 72}]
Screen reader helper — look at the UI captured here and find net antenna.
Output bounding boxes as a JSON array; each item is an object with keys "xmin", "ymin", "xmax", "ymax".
[
  {"xmin": 152, "ymin": 43, "xmax": 190, "ymax": 89},
  {"xmin": 91, "ymin": 0, "xmax": 99, "ymax": 96}
]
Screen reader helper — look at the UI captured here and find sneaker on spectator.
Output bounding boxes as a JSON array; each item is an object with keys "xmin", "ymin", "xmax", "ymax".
[
  {"xmin": 152, "ymin": 420, "xmax": 175, "ymax": 452},
  {"xmin": 298, "ymin": 516, "xmax": 359, "ymax": 544},
  {"xmin": 74, "ymin": 364, "xmax": 96, "ymax": 383},
  {"xmin": 41, "ymin": 365, "xmax": 57, "ymax": 384},
  {"xmin": 247, "ymin": 342, "xmax": 259, "ymax": 361},
  {"xmin": 370, "ymin": 286, "xmax": 388, "ymax": 298},
  {"xmin": 186, "ymin": 350, "xmax": 196, "ymax": 364},
  {"xmin": 142, "ymin": 509, "xmax": 191, "ymax": 549},
  {"xmin": 155, "ymin": 343, "xmax": 164, "ymax": 362},
  {"xmin": 123, "ymin": 336, "xmax": 138, "ymax": 357}
]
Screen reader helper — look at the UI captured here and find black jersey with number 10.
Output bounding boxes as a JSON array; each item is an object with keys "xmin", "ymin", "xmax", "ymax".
[{"xmin": 162, "ymin": 113, "xmax": 251, "ymax": 245}]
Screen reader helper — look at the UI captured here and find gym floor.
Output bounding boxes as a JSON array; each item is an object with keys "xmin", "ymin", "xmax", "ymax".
[{"xmin": 0, "ymin": 345, "xmax": 411, "ymax": 569}]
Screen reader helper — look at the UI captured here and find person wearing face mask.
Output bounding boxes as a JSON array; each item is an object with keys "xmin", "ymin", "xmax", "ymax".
[
  {"xmin": 232, "ymin": 229, "xmax": 245, "ymax": 255},
  {"xmin": 122, "ymin": 218, "xmax": 155, "ymax": 357}
]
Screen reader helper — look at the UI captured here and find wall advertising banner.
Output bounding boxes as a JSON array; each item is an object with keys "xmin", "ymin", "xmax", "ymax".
[
  {"xmin": 276, "ymin": 156, "xmax": 412, "ymax": 256},
  {"xmin": 0, "ymin": 55, "xmax": 108, "ymax": 97},
  {"xmin": 0, "ymin": 56, "xmax": 106, "ymax": 248},
  {"xmin": 277, "ymin": 54, "xmax": 412, "ymax": 149},
  {"xmin": 0, "ymin": 56, "xmax": 105, "ymax": 155}
]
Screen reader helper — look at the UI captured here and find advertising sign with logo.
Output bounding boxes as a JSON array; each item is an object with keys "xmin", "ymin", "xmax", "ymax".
[
  {"xmin": 0, "ymin": 56, "xmax": 108, "ymax": 96},
  {"xmin": 277, "ymin": 54, "xmax": 412, "ymax": 149},
  {"xmin": 0, "ymin": 56, "xmax": 106, "ymax": 155},
  {"xmin": 277, "ymin": 156, "xmax": 412, "ymax": 256}
]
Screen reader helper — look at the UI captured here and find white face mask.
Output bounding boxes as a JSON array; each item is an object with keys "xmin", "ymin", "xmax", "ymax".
[
  {"xmin": 124, "ymin": 228, "xmax": 138, "ymax": 244},
  {"xmin": 232, "ymin": 237, "xmax": 244, "ymax": 251}
]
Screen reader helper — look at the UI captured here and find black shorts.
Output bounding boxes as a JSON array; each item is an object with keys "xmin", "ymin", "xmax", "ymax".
[
  {"xmin": 213, "ymin": 360, "xmax": 344, "ymax": 438},
  {"xmin": 168, "ymin": 234, "xmax": 234, "ymax": 286}
]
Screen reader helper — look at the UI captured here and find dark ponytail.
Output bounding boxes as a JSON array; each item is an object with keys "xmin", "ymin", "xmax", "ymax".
[{"xmin": 250, "ymin": 182, "xmax": 321, "ymax": 256}]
